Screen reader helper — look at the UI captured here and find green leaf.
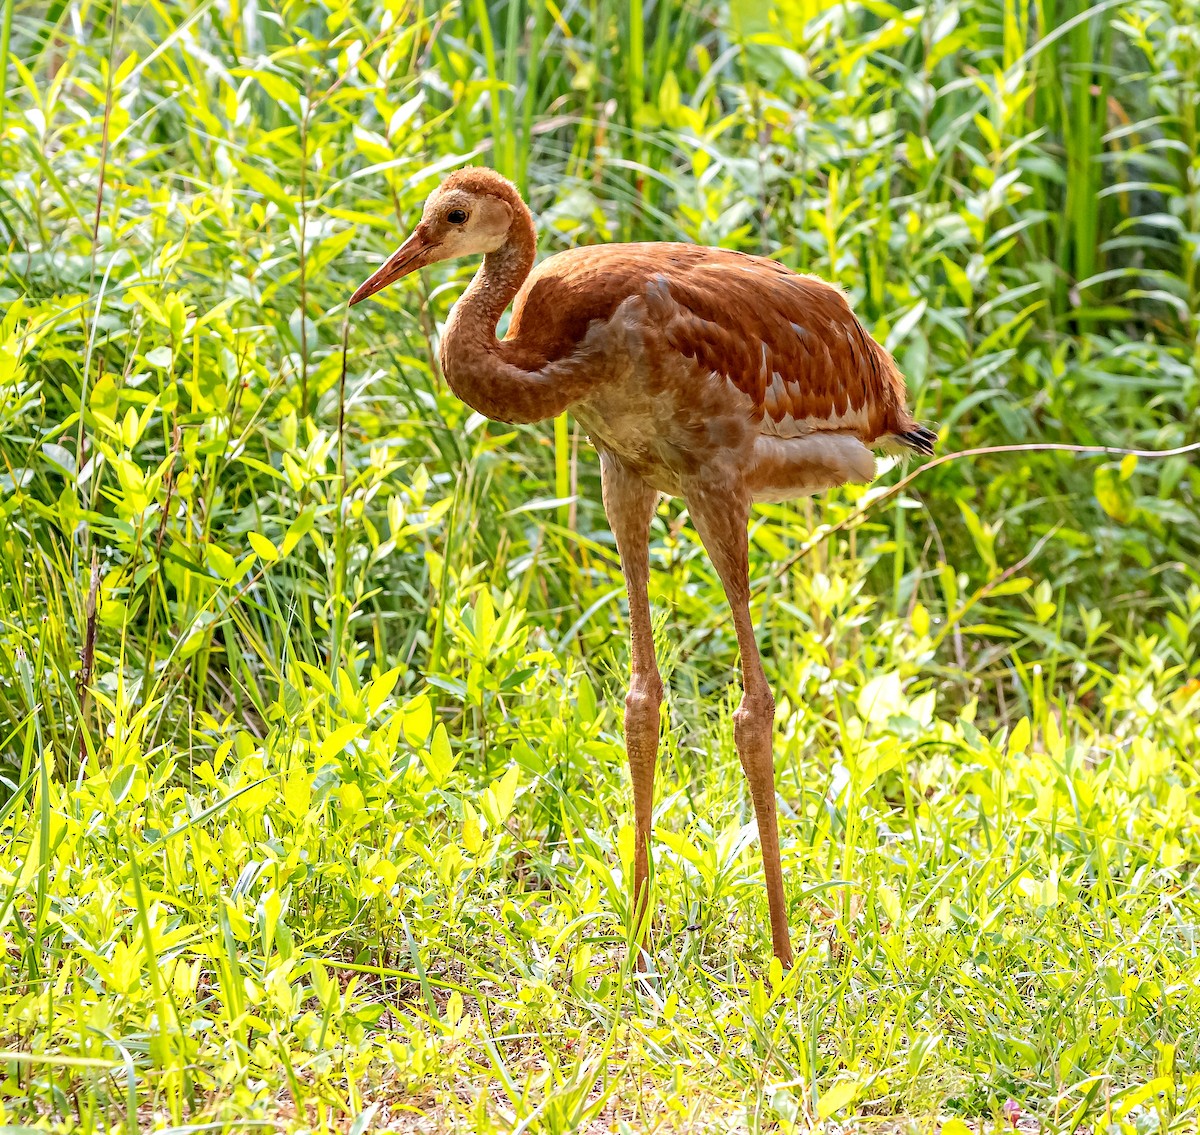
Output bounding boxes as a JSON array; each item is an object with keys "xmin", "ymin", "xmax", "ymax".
[
  {"xmin": 421, "ymin": 723, "xmax": 457, "ymax": 786},
  {"xmin": 1094, "ymin": 466, "xmax": 1134, "ymax": 522},
  {"xmin": 260, "ymin": 889, "xmax": 282, "ymax": 957},
  {"xmin": 366, "ymin": 666, "xmax": 403, "ymax": 718},
  {"xmin": 110, "ymin": 765, "xmax": 136, "ymax": 806},
  {"xmin": 281, "ymin": 507, "xmax": 316, "ymax": 556},
  {"xmin": 576, "ymin": 676, "xmax": 597, "ymax": 724},
  {"xmin": 1008, "ymin": 717, "xmax": 1031, "ymax": 754},
  {"xmin": 462, "ymin": 799, "xmax": 483, "ymax": 853},
  {"xmin": 319, "ymin": 721, "xmax": 365, "ymax": 760},
  {"xmin": 480, "ymin": 764, "xmax": 519, "ymax": 828},
  {"xmin": 247, "ymin": 531, "xmax": 278, "ymax": 561},
  {"xmin": 250, "ymin": 69, "xmax": 298, "ymax": 111},
  {"xmin": 205, "ymin": 543, "xmax": 237, "ymax": 580},
  {"xmin": 911, "ymin": 602, "xmax": 930, "ymax": 637},
  {"xmin": 817, "ymin": 1078, "xmax": 859, "ymax": 1119},
  {"xmin": 941, "ymin": 1120, "xmax": 974, "ymax": 1135},
  {"xmin": 121, "ymin": 406, "xmax": 140, "ymax": 448},
  {"xmin": 296, "ymin": 662, "xmax": 335, "ymax": 696},
  {"xmin": 877, "ymin": 884, "xmax": 902, "ymax": 923},
  {"xmin": 41, "ymin": 442, "xmax": 76, "ymax": 478},
  {"xmin": 987, "ymin": 577, "xmax": 1032, "ymax": 596},
  {"xmin": 90, "ymin": 372, "xmax": 119, "ymax": 424},
  {"xmin": 403, "ymin": 694, "xmax": 433, "ymax": 745},
  {"xmin": 857, "ymin": 671, "xmax": 905, "ymax": 725}
]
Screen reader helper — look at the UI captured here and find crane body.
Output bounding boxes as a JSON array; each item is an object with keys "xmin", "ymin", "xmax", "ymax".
[{"xmin": 351, "ymin": 167, "xmax": 936, "ymax": 967}]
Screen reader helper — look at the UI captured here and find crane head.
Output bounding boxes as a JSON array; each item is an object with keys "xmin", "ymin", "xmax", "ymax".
[{"xmin": 349, "ymin": 170, "xmax": 519, "ymax": 306}]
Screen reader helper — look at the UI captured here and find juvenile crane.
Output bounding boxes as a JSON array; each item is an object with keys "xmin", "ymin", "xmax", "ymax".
[{"xmin": 351, "ymin": 168, "xmax": 935, "ymax": 966}]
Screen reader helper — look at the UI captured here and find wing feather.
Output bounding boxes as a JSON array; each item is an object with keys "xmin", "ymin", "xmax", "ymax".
[
  {"xmin": 646, "ymin": 259, "xmax": 906, "ymax": 439},
  {"xmin": 505, "ymin": 242, "xmax": 917, "ymax": 445}
]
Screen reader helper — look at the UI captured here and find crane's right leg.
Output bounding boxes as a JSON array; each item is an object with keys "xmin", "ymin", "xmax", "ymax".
[
  {"xmin": 599, "ymin": 452, "xmax": 662, "ymax": 968},
  {"xmin": 684, "ymin": 482, "xmax": 794, "ymax": 966}
]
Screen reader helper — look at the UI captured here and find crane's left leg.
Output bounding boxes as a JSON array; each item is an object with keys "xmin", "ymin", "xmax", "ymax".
[
  {"xmin": 600, "ymin": 452, "xmax": 663, "ymax": 965},
  {"xmin": 686, "ymin": 486, "xmax": 794, "ymax": 966}
]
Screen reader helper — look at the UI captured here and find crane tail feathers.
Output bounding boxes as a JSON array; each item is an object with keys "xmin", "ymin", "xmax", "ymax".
[{"xmin": 883, "ymin": 424, "xmax": 938, "ymax": 456}]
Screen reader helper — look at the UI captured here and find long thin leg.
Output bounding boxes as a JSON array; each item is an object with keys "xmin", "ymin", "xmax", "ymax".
[
  {"xmin": 599, "ymin": 452, "xmax": 662, "ymax": 961},
  {"xmin": 685, "ymin": 482, "xmax": 794, "ymax": 965}
]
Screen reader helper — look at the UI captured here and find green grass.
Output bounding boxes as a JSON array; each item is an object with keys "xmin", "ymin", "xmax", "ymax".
[{"xmin": 1, "ymin": 0, "xmax": 1199, "ymax": 1130}]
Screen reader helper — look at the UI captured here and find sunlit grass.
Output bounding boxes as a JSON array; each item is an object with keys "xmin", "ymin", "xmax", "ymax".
[{"xmin": 1, "ymin": 0, "xmax": 1198, "ymax": 1130}]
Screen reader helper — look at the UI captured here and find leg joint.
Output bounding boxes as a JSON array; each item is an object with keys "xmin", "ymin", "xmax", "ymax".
[
  {"xmin": 626, "ymin": 677, "xmax": 664, "ymax": 718},
  {"xmin": 734, "ymin": 688, "xmax": 775, "ymax": 731}
]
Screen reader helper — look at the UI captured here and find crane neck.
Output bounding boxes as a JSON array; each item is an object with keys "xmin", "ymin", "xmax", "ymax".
[
  {"xmin": 440, "ymin": 198, "xmax": 591, "ymax": 425},
  {"xmin": 447, "ymin": 203, "xmax": 537, "ymax": 346}
]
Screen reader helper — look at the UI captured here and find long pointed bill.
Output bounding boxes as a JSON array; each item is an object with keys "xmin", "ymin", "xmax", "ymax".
[{"xmin": 349, "ymin": 229, "xmax": 439, "ymax": 306}]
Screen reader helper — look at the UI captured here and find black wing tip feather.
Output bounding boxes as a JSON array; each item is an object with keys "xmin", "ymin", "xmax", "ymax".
[{"xmin": 899, "ymin": 425, "xmax": 938, "ymax": 456}]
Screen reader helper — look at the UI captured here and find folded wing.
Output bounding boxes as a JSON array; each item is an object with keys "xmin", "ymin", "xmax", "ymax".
[{"xmin": 640, "ymin": 256, "xmax": 911, "ymax": 444}]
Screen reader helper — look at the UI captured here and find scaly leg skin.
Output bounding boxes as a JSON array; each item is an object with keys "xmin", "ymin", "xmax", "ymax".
[
  {"xmin": 685, "ymin": 482, "xmax": 794, "ymax": 966},
  {"xmin": 599, "ymin": 451, "xmax": 663, "ymax": 970}
]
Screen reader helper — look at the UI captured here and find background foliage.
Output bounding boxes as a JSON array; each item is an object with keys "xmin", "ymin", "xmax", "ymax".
[{"xmin": 1, "ymin": 0, "xmax": 1199, "ymax": 1129}]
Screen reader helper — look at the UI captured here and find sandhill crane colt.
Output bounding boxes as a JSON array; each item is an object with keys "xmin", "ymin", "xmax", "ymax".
[{"xmin": 351, "ymin": 168, "xmax": 935, "ymax": 967}]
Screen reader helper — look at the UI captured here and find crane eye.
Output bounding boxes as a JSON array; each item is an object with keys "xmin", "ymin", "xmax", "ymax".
[{"xmin": 446, "ymin": 209, "xmax": 469, "ymax": 225}]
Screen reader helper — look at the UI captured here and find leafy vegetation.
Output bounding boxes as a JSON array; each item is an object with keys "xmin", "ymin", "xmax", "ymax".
[{"xmin": 1, "ymin": 0, "xmax": 1199, "ymax": 1130}]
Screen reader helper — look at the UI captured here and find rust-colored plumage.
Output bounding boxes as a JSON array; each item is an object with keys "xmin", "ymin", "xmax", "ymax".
[
  {"xmin": 352, "ymin": 168, "xmax": 936, "ymax": 968},
  {"xmin": 509, "ymin": 244, "xmax": 915, "ymax": 441}
]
